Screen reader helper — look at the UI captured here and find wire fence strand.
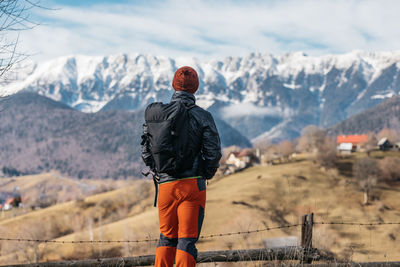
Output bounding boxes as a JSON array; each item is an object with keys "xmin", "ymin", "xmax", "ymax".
[
  {"xmin": 314, "ymin": 221, "xmax": 400, "ymax": 226},
  {"xmin": 0, "ymin": 221, "xmax": 399, "ymax": 244}
]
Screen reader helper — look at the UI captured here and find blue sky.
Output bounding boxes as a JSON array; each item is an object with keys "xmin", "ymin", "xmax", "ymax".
[
  {"xmin": 50, "ymin": 0, "xmax": 129, "ymax": 5},
  {"xmin": 14, "ymin": 0, "xmax": 400, "ymax": 61}
]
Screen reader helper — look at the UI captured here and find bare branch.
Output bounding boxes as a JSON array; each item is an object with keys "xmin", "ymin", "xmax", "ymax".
[{"xmin": 0, "ymin": 0, "xmax": 45, "ymax": 80}]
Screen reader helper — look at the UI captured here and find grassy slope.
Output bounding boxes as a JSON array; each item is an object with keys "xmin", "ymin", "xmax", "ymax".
[
  {"xmin": 0, "ymin": 178, "xmax": 153, "ymax": 264},
  {"xmin": 0, "ymin": 172, "xmax": 131, "ymax": 220},
  {"xmin": 0, "ymin": 172, "xmax": 131, "ymax": 204},
  {"xmin": 0, "ymin": 180, "xmax": 152, "ymax": 232},
  {"xmin": 1, "ymin": 155, "xmax": 400, "ymax": 263}
]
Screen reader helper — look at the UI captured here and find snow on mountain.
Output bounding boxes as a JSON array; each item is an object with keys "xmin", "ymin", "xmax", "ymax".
[{"xmin": 2, "ymin": 51, "xmax": 400, "ymax": 141}]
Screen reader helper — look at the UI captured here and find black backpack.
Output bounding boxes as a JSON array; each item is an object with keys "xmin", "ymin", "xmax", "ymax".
[{"xmin": 144, "ymin": 100, "xmax": 195, "ymax": 175}]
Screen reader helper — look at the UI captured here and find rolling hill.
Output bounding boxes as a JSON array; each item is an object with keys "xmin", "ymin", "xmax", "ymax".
[
  {"xmin": 1, "ymin": 155, "xmax": 399, "ymax": 264},
  {"xmin": 328, "ymin": 96, "xmax": 400, "ymax": 136},
  {"xmin": 0, "ymin": 172, "xmax": 130, "ymax": 210},
  {"xmin": 0, "ymin": 92, "xmax": 250, "ymax": 179}
]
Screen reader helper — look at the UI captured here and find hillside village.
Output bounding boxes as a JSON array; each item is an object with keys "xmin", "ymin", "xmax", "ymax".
[
  {"xmin": 219, "ymin": 129, "xmax": 400, "ymax": 176},
  {"xmin": 1, "ymin": 127, "xmax": 399, "ymax": 213}
]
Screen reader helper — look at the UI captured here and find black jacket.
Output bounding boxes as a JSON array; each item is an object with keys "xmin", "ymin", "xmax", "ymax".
[{"xmin": 141, "ymin": 91, "xmax": 222, "ymax": 183}]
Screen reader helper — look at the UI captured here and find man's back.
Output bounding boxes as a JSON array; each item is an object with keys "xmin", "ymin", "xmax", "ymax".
[
  {"xmin": 142, "ymin": 90, "xmax": 222, "ymax": 183},
  {"xmin": 141, "ymin": 66, "xmax": 221, "ymax": 267}
]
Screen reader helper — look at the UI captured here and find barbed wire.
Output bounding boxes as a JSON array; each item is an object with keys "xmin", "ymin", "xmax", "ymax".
[
  {"xmin": 0, "ymin": 237, "xmax": 159, "ymax": 244},
  {"xmin": 314, "ymin": 221, "xmax": 400, "ymax": 226},
  {"xmin": 0, "ymin": 221, "xmax": 399, "ymax": 244},
  {"xmin": 0, "ymin": 223, "xmax": 302, "ymax": 244},
  {"xmin": 200, "ymin": 223, "xmax": 302, "ymax": 239}
]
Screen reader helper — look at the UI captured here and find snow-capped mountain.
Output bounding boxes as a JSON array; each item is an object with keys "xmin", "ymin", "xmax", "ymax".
[{"xmin": 2, "ymin": 51, "xmax": 400, "ymax": 141}]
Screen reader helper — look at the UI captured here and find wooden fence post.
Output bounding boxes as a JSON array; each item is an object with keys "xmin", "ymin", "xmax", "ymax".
[{"xmin": 301, "ymin": 213, "xmax": 314, "ymax": 264}]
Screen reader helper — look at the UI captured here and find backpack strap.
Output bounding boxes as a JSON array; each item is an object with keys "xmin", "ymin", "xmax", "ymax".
[
  {"xmin": 142, "ymin": 168, "xmax": 159, "ymax": 207},
  {"xmin": 152, "ymin": 175, "xmax": 158, "ymax": 207}
]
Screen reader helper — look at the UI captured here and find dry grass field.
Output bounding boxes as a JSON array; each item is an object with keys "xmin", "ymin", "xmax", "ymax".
[
  {"xmin": 0, "ymin": 152, "xmax": 399, "ymax": 265},
  {"xmin": 0, "ymin": 172, "xmax": 131, "ymax": 220}
]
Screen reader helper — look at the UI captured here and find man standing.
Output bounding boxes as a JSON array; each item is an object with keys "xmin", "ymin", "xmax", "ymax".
[{"xmin": 141, "ymin": 66, "xmax": 222, "ymax": 267}]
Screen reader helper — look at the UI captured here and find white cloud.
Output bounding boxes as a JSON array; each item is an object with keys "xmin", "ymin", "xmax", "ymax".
[
  {"xmin": 14, "ymin": 0, "xmax": 400, "ymax": 61},
  {"xmin": 221, "ymin": 102, "xmax": 292, "ymax": 118}
]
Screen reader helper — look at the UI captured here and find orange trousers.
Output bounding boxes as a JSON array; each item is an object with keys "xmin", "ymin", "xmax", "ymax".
[{"xmin": 155, "ymin": 178, "xmax": 206, "ymax": 267}]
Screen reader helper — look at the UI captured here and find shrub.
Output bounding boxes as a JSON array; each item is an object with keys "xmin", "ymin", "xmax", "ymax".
[
  {"xmin": 316, "ymin": 137, "xmax": 337, "ymax": 169},
  {"xmin": 379, "ymin": 157, "xmax": 400, "ymax": 182},
  {"xmin": 353, "ymin": 157, "xmax": 381, "ymax": 205}
]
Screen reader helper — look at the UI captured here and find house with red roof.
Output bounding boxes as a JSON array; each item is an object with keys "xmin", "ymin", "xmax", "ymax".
[
  {"xmin": 0, "ymin": 194, "xmax": 22, "ymax": 211},
  {"xmin": 336, "ymin": 134, "xmax": 369, "ymax": 153},
  {"xmin": 4, "ymin": 197, "xmax": 14, "ymax": 211}
]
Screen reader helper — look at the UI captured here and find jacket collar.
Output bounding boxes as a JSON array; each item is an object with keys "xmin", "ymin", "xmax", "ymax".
[{"xmin": 171, "ymin": 91, "xmax": 196, "ymax": 105}]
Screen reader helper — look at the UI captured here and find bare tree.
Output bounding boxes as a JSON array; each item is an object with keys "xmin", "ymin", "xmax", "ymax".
[
  {"xmin": 365, "ymin": 132, "xmax": 377, "ymax": 156},
  {"xmin": 260, "ymin": 144, "xmax": 279, "ymax": 165},
  {"xmin": 353, "ymin": 157, "xmax": 381, "ymax": 205},
  {"xmin": 316, "ymin": 137, "xmax": 337, "ymax": 169},
  {"xmin": 379, "ymin": 157, "xmax": 400, "ymax": 182},
  {"xmin": 253, "ymin": 138, "xmax": 273, "ymax": 152},
  {"xmin": 10, "ymin": 221, "xmax": 48, "ymax": 263},
  {"xmin": 277, "ymin": 140, "xmax": 295, "ymax": 161},
  {"xmin": 0, "ymin": 1, "xmax": 43, "ymax": 112},
  {"xmin": 0, "ymin": 0, "xmax": 43, "ymax": 77},
  {"xmin": 297, "ymin": 125, "xmax": 326, "ymax": 154},
  {"xmin": 377, "ymin": 128, "xmax": 399, "ymax": 143}
]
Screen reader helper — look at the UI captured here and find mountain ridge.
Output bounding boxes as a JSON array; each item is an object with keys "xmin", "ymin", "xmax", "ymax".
[
  {"xmin": 0, "ymin": 92, "xmax": 250, "ymax": 178},
  {"xmin": 2, "ymin": 51, "xmax": 400, "ymax": 140},
  {"xmin": 328, "ymin": 96, "xmax": 400, "ymax": 136}
]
